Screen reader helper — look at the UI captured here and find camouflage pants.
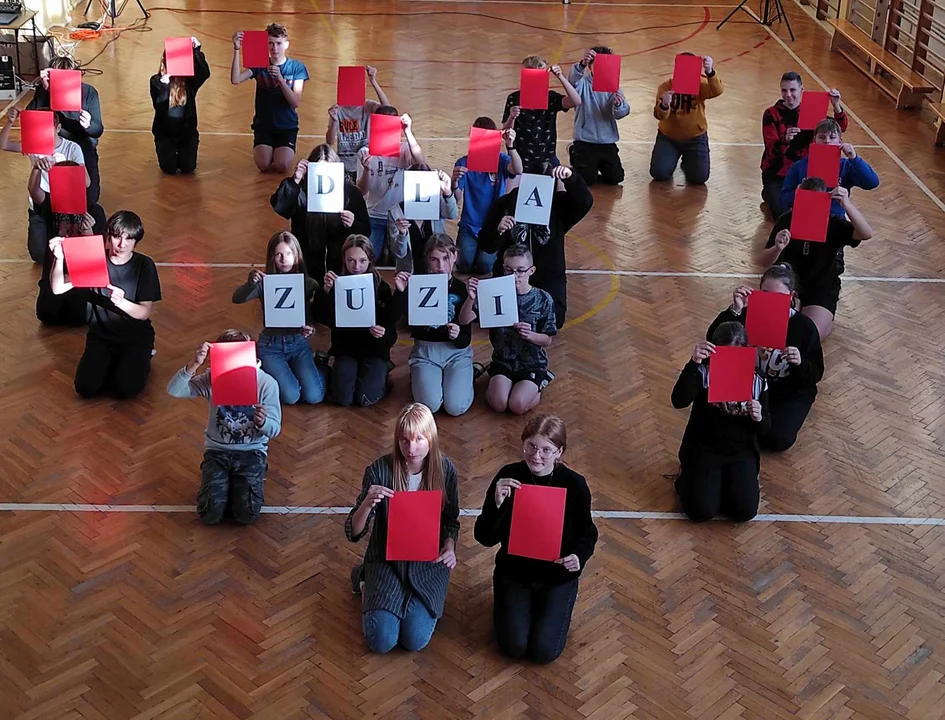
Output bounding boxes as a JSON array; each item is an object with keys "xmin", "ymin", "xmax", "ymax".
[{"xmin": 197, "ymin": 449, "xmax": 266, "ymax": 525}]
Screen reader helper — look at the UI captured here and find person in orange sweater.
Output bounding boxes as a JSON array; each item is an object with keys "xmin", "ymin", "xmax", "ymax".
[{"xmin": 649, "ymin": 54, "xmax": 722, "ymax": 185}]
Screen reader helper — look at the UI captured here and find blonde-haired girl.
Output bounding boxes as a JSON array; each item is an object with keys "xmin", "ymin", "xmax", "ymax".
[{"xmin": 345, "ymin": 403, "xmax": 460, "ymax": 653}]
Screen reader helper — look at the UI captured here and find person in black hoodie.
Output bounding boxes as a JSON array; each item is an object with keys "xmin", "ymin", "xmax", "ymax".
[
  {"xmin": 706, "ymin": 266, "xmax": 824, "ymax": 452},
  {"xmin": 672, "ymin": 321, "xmax": 770, "ymax": 523},
  {"xmin": 150, "ymin": 37, "xmax": 210, "ymax": 175},
  {"xmin": 270, "ymin": 143, "xmax": 372, "ymax": 280},
  {"xmin": 316, "ymin": 234, "xmax": 403, "ymax": 407},
  {"xmin": 475, "ymin": 415, "xmax": 598, "ymax": 665},
  {"xmin": 27, "ymin": 55, "xmax": 104, "ymax": 204},
  {"xmin": 392, "ymin": 234, "xmax": 475, "ymax": 416},
  {"xmin": 478, "ymin": 163, "xmax": 593, "ymax": 329}
]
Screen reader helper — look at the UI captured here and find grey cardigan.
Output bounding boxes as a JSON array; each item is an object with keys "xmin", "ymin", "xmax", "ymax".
[{"xmin": 345, "ymin": 454, "xmax": 460, "ymax": 619}]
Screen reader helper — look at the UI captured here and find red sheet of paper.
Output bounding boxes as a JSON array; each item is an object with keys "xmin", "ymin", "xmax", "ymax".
[
  {"xmin": 708, "ymin": 346, "xmax": 757, "ymax": 403},
  {"xmin": 672, "ymin": 54, "xmax": 702, "ymax": 96},
  {"xmin": 368, "ymin": 112, "xmax": 402, "ymax": 157},
  {"xmin": 164, "ymin": 37, "xmax": 195, "ymax": 77},
  {"xmin": 210, "ymin": 341, "xmax": 258, "ymax": 406},
  {"xmin": 49, "ymin": 70, "xmax": 82, "ymax": 111},
  {"xmin": 20, "ymin": 110, "xmax": 56, "ymax": 156},
  {"xmin": 591, "ymin": 53, "xmax": 621, "ymax": 93},
  {"xmin": 466, "ymin": 126, "xmax": 502, "ymax": 173},
  {"xmin": 790, "ymin": 189, "xmax": 831, "ymax": 243},
  {"xmin": 806, "ymin": 143, "xmax": 841, "ymax": 187},
  {"xmin": 746, "ymin": 290, "xmax": 792, "ymax": 349},
  {"xmin": 49, "ymin": 165, "xmax": 87, "ymax": 215},
  {"xmin": 386, "ymin": 491, "xmax": 442, "ymax": 561},
  {"xmin": 519, "ymin": 68, "xmax": 549, "ymax": 110},
  {"xmin": 241, "ymin": 31, "xmax": 270, "ymax": 69},
  {"xmin": 337, "ymin": 65, "xmax": 366, "ymax": 106},
  {"xmin": 798, "ymin": 91, "xmax": 830, "ymax": 130},
  {"xmin": 61, "ymin": 235, "xmax": 108, "ymax": 288},
  {"xmin": 507, "ymin": 484, "xmax": 567, "ymax": 562}
]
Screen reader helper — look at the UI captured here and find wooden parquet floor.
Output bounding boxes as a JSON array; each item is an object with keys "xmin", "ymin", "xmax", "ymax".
[{"xmin": 1, "ymin": 0, "xmax": 945, "ymax": 717}]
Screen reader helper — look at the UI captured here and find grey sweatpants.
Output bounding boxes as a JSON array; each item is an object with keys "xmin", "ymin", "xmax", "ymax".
[{"xmin": 409, "ymin": 341, "xmax": 474, "ymax": 416}]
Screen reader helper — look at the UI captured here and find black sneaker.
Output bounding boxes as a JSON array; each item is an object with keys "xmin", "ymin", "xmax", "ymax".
[
  {"xmin": 350, "ymin": 564, "xmax": 363, "ymax": 595},
  {"xmin": 473, "ymin": 362, "xmax": 487, "ymax": 380}
]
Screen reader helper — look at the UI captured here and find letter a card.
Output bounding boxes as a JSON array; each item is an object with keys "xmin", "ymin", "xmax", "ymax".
[
  {"xmin": 307, "ymin": 161, "xmax": 345, "ymax": 213},
  {"xmin": 408, "ymin": 273, "xmax": 448, "ymax": 327},
  {"xmin": 514, "ymin": 173, "xmax": 554, "ymax": 226},
  {"xmin": 334, "ymin": 274, "xmax": 376, "ymax": 327},
  {"xmin": 477, "ymin": 275, "xmax": 518, "ymax": 329},
  {"xmin": 263, "ymin": 273, "xmax": 306, "ymax": 328}
]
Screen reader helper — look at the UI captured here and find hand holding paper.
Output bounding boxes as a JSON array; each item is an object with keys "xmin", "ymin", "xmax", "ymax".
[
  {"xmin": 210, "ymin": 340, "xmax": 258, "ymax": 406},
  {"xmin": 507, "ymin": 484, "xmax": 567, "ymax": 561},
  {"xmin": 386, "ymin": 490, "xmax": 442, "ymax": 562},
  {"xmin": 707, "ymin": 346, "xmax": 757, "ymax": 403}
]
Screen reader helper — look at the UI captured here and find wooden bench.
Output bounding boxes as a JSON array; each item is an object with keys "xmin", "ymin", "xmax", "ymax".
[
  {"xmin": 827, "ymin": 19, "xmax": 935, "ymax": 109},
  {"xmin": 928, "ymin": 102, "xmax": 945, "ymax": 145}
]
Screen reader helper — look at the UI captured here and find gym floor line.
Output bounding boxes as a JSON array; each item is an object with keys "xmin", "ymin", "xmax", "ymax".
[
  {"xmin": 2, "ymin": 260, "xmax": 943, "ymax": 283},
  {"xmin": 2, "ymin": 502, "xmax": 945, "ymax": 524}
]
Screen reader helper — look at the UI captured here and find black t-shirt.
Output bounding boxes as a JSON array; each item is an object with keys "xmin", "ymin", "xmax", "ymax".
[
  {"xmin": 767, "ymin": 212, "xmax": 859, "ymax": 295},
  {"xmin": 502, "ymin": 90, "xmax": 568, "ymax": 166},
  {"xmin": 87, "ymin": 252, "xmax": 162, "ymax": 343}
]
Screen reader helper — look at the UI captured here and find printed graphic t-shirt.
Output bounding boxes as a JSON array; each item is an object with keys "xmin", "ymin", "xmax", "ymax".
[{"xmin": 251, "ymin": 59, "xmax": 310, "ymax": 130}]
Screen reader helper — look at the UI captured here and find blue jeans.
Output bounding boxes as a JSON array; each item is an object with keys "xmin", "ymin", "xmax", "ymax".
[
  {"xmin": 362, "ymin": 595, "xmax": 438, "ymax": 653},
  {"xmin": 649, "ymin": 131, "xmax": 710, "ymax": 185},
  {"xmin": 368, "ymin": 215, "xmax": 388, "ymax": 261},
  {"xmin": 257, "ymin": 332, "xmax": 327, "ymax": 405},
  {"xmin": 456, "ymin": 226, "xmax": 497, "ymax": 275}
]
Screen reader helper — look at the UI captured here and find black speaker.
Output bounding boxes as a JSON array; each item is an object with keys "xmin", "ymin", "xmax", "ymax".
[{"xmin": 0, "ymin": 54, "xmax": 15, "ymax": 92}]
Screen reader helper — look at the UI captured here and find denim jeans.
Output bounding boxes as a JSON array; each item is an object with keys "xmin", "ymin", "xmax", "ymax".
[
  {"xmin": 197, "ymin": 448, "xmax": 266, "ymax": 525},
  {"xmin": 257, "ymin": 332, "xmax": 327, "ymax": 405},
  {"xmin": 493, "ymin": 573, "xmax": 579, "ymax": 664},
  {"xmin": 362, "ymin": 594, "xmax": 438, "ymax": 653},
  {"xmin": 368, "ymin": 215, "xmax": 388, "ymax": 262},
  {"xmin": 649, "ymin": 131, "xmax": 710, "ymax": 185},
  {"xmin": 409, "ymin": 341, "xmax": 474, "ymax": 416},
  {"xmin": 456, "ymin": 226, "xmax": 497, "ymax": 275}
]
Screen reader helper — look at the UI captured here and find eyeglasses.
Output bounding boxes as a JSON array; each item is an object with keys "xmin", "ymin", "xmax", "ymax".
[
  {"xmin": 524, "ymin": 441, "xmax": 558, "ymax": 458},
  {"xmin": 503, "ymin": 266, "xmax": 533, "ymax": 276}
]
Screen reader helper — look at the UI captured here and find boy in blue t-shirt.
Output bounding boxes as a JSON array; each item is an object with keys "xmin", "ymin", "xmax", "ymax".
[
  {"xmin": 230, "ymin": 23, "xmax": 309, "ymax": 174},
  {"xmin": 451, "ymin": 117, "xmax": 522, "ymax": 274}
]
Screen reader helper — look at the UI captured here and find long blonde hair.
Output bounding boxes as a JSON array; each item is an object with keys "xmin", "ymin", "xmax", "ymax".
[
  {"xmin": 392, "ymin": 403, "xmax": 445, "ymax": 496},
  {"xmin": 160, "ymin": 54, "xmax": 188, "ymax": 108}
]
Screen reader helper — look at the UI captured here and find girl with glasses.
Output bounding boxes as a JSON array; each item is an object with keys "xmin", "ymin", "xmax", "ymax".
[{"xmin": 474, "ymin": 414, "xmax": 598, "ymax": 664}]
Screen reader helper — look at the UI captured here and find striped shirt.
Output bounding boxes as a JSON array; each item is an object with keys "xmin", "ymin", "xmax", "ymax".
[{"xmin": 345, "ymin": 454, "xmax": 460, "ymax": 619}]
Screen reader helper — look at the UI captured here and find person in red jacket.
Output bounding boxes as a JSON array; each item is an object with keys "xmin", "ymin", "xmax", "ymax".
[{"xmin": 760, "ymin": 72, "xmax": 847, "ymax": 219}]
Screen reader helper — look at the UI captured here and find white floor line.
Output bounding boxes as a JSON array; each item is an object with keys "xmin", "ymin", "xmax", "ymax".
[
  {"xmin": 761, "ymin": 25, "xmax": 945, "ymax": 214},
  {"xmin": 1, "ymin": 502, "xmax": 944, "ymax": 525},
  {"xmin": 2, "ymin": 260, "xmax": 943, "ymax": 283},
  {"xmin": 99, "ymin": 128, "xmax": 881, "ymax": 149}
]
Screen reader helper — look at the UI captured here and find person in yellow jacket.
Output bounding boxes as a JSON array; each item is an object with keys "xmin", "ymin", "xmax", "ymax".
[{"xmin": 649, "ymin": 54, "xmax": 722, "ymax": 185}]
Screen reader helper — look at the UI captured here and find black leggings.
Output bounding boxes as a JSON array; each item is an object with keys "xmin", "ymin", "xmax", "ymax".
[
  {"xmin": 155, "ymin": 134, "xmax": 199, "ymax": 175},
  {"xmin": 760, "ymin": 396, "xmax": 813, "ymax": 452},
  {"xmin": 74, "ymin": 335, "xmax": 154, "ymax": 399},
  {"xmin": 677, "ymin": 452, "xmax": 759, "ymax": 523},
  {"xmin": 36, "ymin": 287, "xmax": 88, "ymax": 327}
]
